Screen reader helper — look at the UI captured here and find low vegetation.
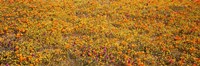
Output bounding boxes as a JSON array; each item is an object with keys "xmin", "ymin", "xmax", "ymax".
[{"xmin": 0, "ymin": 0, "xmax": 200, "ymax": 66}]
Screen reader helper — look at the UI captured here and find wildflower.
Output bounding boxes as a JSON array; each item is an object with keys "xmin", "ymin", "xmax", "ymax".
[
  {"xmin": 124, "ymin": 54, "xmax": 129, "ymax": 59},
  {"xmin": 169, "ymin": 59, "xmax": 175, "ymax": 64},
  {"xmin": 9, "ymin": 0, "xmax": 14, "ymax": 3},
  {"xmin": 55, "ymin": 49, "xmax": 62, "ymax": 54},
  {"xmin": 193, "ymin": 64, "xmax": 197, "ymax": 66},
  {"xmin": 18, "ymin": 28, "xmax": 26, "ymax": 33},
  {"xmin": 15, "ymin": 46, "xmax": 19, "ymax": 51},
  {"xmin": 118, "ymin": 51, "xmax": 122, "ymax": 54},
  {"xmin": 4, "ymin": 27, "xmax": 8, "ymax": 31},
  {"xmin": 30, "ymin": 64, "xmax": 34, "ymax": 66},
  {"xmin": 121, "ymin": 41, "xmax": 128, "ymax": 46},
  {"xmin": 65, "ymin": 44, "xmax": 71, "ymax": 49},
  {"xmin": 35, "ymin": 59, "xmax": 39, "ymax": 63},
  {"xmin": 61, "ymin": 29, "xmax": 66, "ymax": 32},
  {"xmin": 174, "ymin": 36, "xmax": 182, "ymax": 41},
  {"xmin": 193, "ymin": 0, "xmax": 200, "ymax": 4},
  {"xmin": 127, "ymin": 49, "xmax": 131, "ymax": 53},
  {"xmin": 190, "ymin": 47, "xmax": 197, "ymax": 52},
  {"xmin": 0, "ymin": 37, "xmax": 3, "ymax": 42},
  {"xmin": 16, "ymin": 33, "xmax": 23, "ymax": 38},
  {"xmin": 193, "ymin": 57, "xmax": 200, "ymax": 62},
  {"xmin": 138, "ymin": 63, "xmax": 145, "ymax": 66},
  {"xmin": 126, "ymin": 63, "xmax": 132, "ymax": 66},
  {"xmin": 19, "ymin": 56, "xmax": 26, "ymax": 62},
  {"xmin": 130, "ymin": 44, "xmax": 136, "ymax": 48},
  {"xmin": 178, "ymin": 60, "xmax": 184, "ymax": 65},
  {"xmin": 88, "ymin": 53, "xmax": 92, "ymax": 56},
  {"xmin": 27, "ymin": 56, "xmax": 32, "ymax": 60},
  {"xmin": 29, "ymin": 47, "xmax": 34, "ymax": 52},
  {"xmin": 6, "ymin": 63, "xmax": 9, "ymax": 66},
  {"xmin": 162, "ymin": 47, "xmax": 167, "ymax": 51},
  {"xmin": 0, "ymin": 30, "xmax": 4, "ymax": 34}
]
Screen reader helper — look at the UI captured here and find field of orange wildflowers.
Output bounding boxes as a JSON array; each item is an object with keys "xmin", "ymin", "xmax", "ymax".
[{"xmin": 0, "ymin": 0, "xmax": 200, "ymax": 66}]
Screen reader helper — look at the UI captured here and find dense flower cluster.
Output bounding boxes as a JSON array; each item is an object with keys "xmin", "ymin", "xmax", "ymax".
[{"xmin": 0, "ymin": 0, "xmax": 199, "ymax": 66}]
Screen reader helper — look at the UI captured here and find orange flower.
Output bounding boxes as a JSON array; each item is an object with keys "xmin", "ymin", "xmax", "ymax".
[
  {"xmin": 193, "ymin": 0, "xmax": 200, "ymax": 4},
  {"xmin": 19, "ymin": 56, "xmax": 25, "ymax": 62},
  {"xmin": 19, "ymin": 28, "xmax": 26, "ymax": 33},
  {"xmin": 137, "ymin": 58, "xmax": 141, "ymax": 63},
  {"xmin": 138, "ymin": 63, "xmax": 145, "ymax": 66},
  {"xmin": 121, "ymin": 41, "xmax": 128, "ymax": 46},
  {"xmin": 61, "ymin": 29, "xmax": 66, "ymax": 32},
  {"xmin": 123, "ymin": 19, "xmax": 129, "ymax": 23},
  {"xmin": 190, "ymin": 47, "xmax": 197, "ymax": 52},
  {"xmin": 9, "ymin": 0, "xmax": 14, "ymax": 3},
  {"xmin": 125, "ymin": 63, "xmax": 132, "ymax": 66},
  {"xmin": 15, "ymin": 46, "xmax": 19, "ymax": 50},
  {"xmin": 124, "ymin": 54, "xmax": 129, "ymax": 59},
  {"xmin": 29, "ymin": 47, "xmax": 34, "ymax": 52},
  {"xmin": 35, "ymin": 59, "xmax": 39, "ymax": 63},
  {"xmin": 15, "ymin": 50, "xmax": 19, "ymax": 55},
  {"xmin": 16, "ymin": 33, "xmax": 23, "ymax": 38},
  {"xmin": 135, "ymin": 51, "xmax": 144, "ymax": 55},
  {"xmin": 4, "ymin": 27, "xmax": 8, "ymax": 31},
  {"xmin": 174, "ymin": 36, "xmax": 182, "ymax": 41},
  {"xmin": 65, "ymin": 44, "xmax": 71, "ymax": 49},
  {"xmin": 162, "ymin": 47, "xmax": 167, "ymax": 51},
  {"xmin": 16, "ymin": 54, "xmax": 22, "ymax": 57},
  {"xmin": 30, "ymin": 64, "xmax": 34, "ymax": 66},
  {"xmin": 0, "ymin": 30, "xmax": 4, "ymax": 34},
  {"xmin": 27, "ymin": 56, "xmax": 32, "ymax": 60},
  {"xmin": 17, "ymin": 64, "xmax": 21, "ymax": 66},
  {"xmin": 127, "ymin": 49, "xmax": 131, "ymax": 53},
  {"xmin": 193, "ymin": 57, "xmax": 200, "ymax": 62},
  {"xmin": 118, "ymin": 51, "xmax": 122, "ymax": 54},
  {"xmin": 0, "ymin": 37, "xmax": 3, "ymax": 42},
  {"xmin": 193, "ymin": 64, "xmax": 197, "ymax": 66},
  {"xmin": 131, "ymin": 44, "xmax": 136, "ymax": 48},
  {"xmin": 88, "ymin": 53, "xmax": 92, "ymax": 56}
]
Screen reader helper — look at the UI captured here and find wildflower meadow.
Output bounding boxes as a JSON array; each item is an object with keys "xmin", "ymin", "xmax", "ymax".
[{"xmin": 0, "ymin": 0, "xmax": 200, "ymax": 66}]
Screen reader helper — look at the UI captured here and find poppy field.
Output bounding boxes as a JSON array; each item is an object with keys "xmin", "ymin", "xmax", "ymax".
[{"xmin": 0, "ymin": 0, "xmax": 200, "ymax": 66}]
